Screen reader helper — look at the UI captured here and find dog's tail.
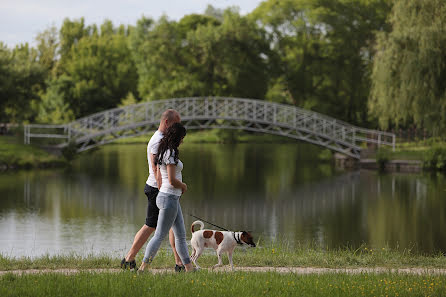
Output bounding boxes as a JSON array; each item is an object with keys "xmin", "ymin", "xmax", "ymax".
[{"xmin": 191, "ymin": 220, "xmax": 204, "ymax": 233}]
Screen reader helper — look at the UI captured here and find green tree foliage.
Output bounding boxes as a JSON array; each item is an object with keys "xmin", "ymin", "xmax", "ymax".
[
  {"xmin": 187, "ymin": 9, "xmax": 270, "ymax": 99},
  {"xmin": 35, "ymin": 26, "xmax": 58, "ymax": 77},
  {"xmin": 57, "ymin": 18, "xmax": 92, "ymax": 73},
  {"xmin": 53, "ymin": 19, "xmax": 138, "ymax": 117},
  {"xmin": 252, "ymin": 0, "xmax": 391, "ymax": 125},
  {"xmin": 36, "ymin": 75, "xmax": 74, "ymax": 124},
  {"xmin": 0, "ymin": 43, "xmax": 46, "ymax": 122},
  {"xmin": 369, "ymin": 0, "xmax": 446, "ymax": 135},
  {"xmin": 0, "ymin": 2, "xmax": 399, "ymax": 129},
  {"xmin": 130, "ymin": 9, "xmax": 270, "ymax": 100},
  {"xmin": 129, "ymin": 16, "xmax": 196, "ymax": 100}
]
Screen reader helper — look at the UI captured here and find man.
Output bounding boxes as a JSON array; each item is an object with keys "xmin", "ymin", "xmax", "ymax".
[{"xmin": 121, "ymin": 109, "xmax": 184, "ymax": 271}]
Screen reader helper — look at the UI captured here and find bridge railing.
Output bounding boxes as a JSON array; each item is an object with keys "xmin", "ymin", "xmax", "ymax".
[
  {"xmin": 24, "ymin": 124, "xmax": 71, "ymax": 145},
  {"xmin": 24, "ymin": 97, "xmax": 395, "ymax": 153}
]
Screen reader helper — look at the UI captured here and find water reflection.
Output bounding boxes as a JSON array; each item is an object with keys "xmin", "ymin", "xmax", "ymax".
[{"xmin": 0, "ymin": 143, "xmax": 445, "ymax": 257}]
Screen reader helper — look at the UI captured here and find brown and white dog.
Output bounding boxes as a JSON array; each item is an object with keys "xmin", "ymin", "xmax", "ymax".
[{"xmin": 190, "ymin": 220, "xmax": 256, "ymax": 270}]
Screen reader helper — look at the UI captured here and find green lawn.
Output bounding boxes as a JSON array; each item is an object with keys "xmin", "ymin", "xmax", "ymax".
[
  {"xmin": 1, "ymin": 270, "xmax": 445, "ymax": 297},
  {"xmin": 0, "ymin": 136, "xmax": 64, "ymax": 169},
  {"xmin": 366, "ymin": 139, "xmax": 446, "ymax": 163}
]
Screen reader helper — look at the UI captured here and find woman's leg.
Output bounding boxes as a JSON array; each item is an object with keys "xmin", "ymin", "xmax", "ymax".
[
  {"xmin": 171, "ymin": 200, "xmax": 192, "ymax": 267},
  {"xmin": 142, "ymin": 193, "xmax": 178, "ymax": 264}
]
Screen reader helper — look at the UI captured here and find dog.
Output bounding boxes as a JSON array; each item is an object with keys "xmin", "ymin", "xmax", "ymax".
[{"xmin": 189, "ymin": 220, "xmax": 256, "ymax": 271}]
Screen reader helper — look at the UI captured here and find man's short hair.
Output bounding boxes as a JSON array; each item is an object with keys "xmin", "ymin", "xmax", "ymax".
[{"xmin": 161, "ymin": 109, "xmax": 179, "ymax": 123}]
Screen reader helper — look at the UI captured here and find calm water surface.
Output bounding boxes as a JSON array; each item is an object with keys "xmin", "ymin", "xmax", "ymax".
[{"xmin": 1, "ymin": 142, "xmax": 445, "ymax": 257}]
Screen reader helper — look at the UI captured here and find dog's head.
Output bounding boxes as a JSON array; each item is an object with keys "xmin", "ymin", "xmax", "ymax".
[{"xmin": 240, "ymin": 231, "xmax": 256, "ymax": 247}]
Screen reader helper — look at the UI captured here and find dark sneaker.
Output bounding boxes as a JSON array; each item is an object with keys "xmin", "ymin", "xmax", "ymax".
[
  {"xmin": 121, "ymin": 258, "xmax": 128, "ymax": 269},
  {"xmin": 129, "ymin": 260, "xmax": 137, "ymax": 271},
  {"xmin": 121, "ymin": 258, "xmax": 137, "ymax": 271},
  {"xmin": 174, "ymin": 264, "xmax": 185, "ymax": 272}
]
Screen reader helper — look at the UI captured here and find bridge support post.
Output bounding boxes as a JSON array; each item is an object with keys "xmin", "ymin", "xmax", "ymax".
[{"xmin": 24, "ymin": 125, "xmax": 28, "ymax": 144}]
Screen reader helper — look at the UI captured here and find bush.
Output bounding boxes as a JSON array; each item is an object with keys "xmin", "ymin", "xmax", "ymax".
[
  {"xmin": 61, "ymin": 141, "xmax": 78, "ymax": 161},
  {"xmin": 376, "ymin": 149, "xmax": 389, "ymax": 171},
  {"xmin": 423, "ymin": 144, "xmax": 446, "ymax": 171}
]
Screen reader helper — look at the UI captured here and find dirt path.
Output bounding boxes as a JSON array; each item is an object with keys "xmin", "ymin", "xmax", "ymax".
[{"xmin": 1, "ymin": 267, "xmax": 446, "ymax": 276}]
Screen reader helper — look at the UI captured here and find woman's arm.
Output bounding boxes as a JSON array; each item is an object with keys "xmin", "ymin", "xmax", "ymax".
[{"xmin": 167, "ymin": 164, "xmax": 187, "ymax": 193}]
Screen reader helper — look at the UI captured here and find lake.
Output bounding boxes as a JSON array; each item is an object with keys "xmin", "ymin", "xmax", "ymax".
[{"xmin": 1, "ymin": 141, "xmax": 445, "ymax": 258}]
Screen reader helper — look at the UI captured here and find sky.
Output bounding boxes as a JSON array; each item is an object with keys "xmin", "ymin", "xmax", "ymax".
[{"xmin": 0, "ymin": 0, "xmax": 265, "ymax": 48}]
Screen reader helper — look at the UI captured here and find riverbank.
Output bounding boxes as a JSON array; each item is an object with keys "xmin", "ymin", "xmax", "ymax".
[
  {"xmin": 335, "ymin": 139, "xmax": 446, "ymax": 172},
  {"xmin": 0, "ymin": 131, "xmax": 332, "ymax": 171},
  {"xmin": 0, "ymin": 136, "xmax": 66, "ymax": 170},
  {"xmin": 3, "ymin": 131, "xmax": 444, "ymax": 172}
]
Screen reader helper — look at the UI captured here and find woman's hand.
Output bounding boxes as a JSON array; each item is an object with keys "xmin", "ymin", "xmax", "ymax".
[{"xmin": 181, "ymin": 182, "xmax": 187, "ymax": 194}]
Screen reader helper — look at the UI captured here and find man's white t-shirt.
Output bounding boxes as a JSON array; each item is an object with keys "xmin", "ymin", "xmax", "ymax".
[
  {"xmin": 159, "ymin": 149, "xmax": 183, "ymax": 197},
  {"xmin": 145, "ymin": 130, "xmax": 164, "ymax": 188}
]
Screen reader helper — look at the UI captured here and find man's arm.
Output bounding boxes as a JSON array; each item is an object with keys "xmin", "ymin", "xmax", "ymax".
[{"xmin": 150, "ymin": 153, "xmax": 162, "ymax": 189}]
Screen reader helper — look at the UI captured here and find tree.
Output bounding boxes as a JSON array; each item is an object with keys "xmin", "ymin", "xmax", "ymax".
[
  {"xmin": 36, "ymin": 75, "xmax": 74, "ymax": 124},
  {"xmin": 251, "ymin": 0, "xmax": 391, "ymax": 126},
  {"xmin": 35, "ymin": 26, "xmax": 59, "ymax": 77},
  {"xmin": 369, "ymin": 0, "xmax": 446, "ymax": 135},
  {"xmin": 57, "ymin": 18, "xmax": 92, "ymax": 73},
  {"xmin": 55, "ymin": 20, "xmax": 137, "ymax": 117},
  {"xmin": 130, "ymin": 10, "xmax": 271, "ymax": 100},
  {"xmin": 0, "ymin": 43, "xmax": 46, "ymax": 122},
  {"xmin": 187, "ymin": 9, "xmax": 271, "ymax": 99}
]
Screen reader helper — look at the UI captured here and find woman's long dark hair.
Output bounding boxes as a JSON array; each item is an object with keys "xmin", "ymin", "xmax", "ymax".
[{"xmin": 155, "ymin": 122, "xmax": 186, "ymax": 165}]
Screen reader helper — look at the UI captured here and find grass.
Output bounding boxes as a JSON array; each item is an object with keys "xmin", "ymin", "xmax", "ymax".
[
  {"xmin": 2, "ymin": 244, "xmax": 446, "ymax": 271},
  {"xmin": 2, "ymin": 244, "xmax": 446, "ymax": 296},
  {"xmin": 367, "ymin": 139, "xmax": 446, "ymax": 162},
  {"xmin": 1, "ymin": 270, "xmax": 445, "ymax": 297},
  {"xmin": 0, "ymin": 136, "xmax": 65, "ymax": 169}
]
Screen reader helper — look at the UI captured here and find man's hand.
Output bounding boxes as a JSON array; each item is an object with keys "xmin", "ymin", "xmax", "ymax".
[{"xmin": 181, "ymin": 182, "xmax": 187, "ymax": 194}]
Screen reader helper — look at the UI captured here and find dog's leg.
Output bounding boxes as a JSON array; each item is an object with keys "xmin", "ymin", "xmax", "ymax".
[
  {"xmin": 212, "ymin": 248, "xmax": 224, "ymax": 270},
  {"xmin": 192, "ymin": 247, "xmax": 204, "ymax": 269},
  {"xmin": 190, "ymin": 248, "xmax": 196, "ymax": 264},
  {"xmin": 227, "ymin": 250, "xmax": 234, "ymax": 271}
]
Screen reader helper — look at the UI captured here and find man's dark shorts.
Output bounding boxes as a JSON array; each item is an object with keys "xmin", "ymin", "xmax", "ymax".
[{"xmin": 144, "ymin": 184, "xmax": 160, "ymax": 228}]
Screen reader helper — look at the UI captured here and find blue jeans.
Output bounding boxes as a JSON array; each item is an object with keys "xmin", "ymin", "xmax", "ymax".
[{"xmin": 143, "ymin": 192, "xmax": 191, "ymax": 265}]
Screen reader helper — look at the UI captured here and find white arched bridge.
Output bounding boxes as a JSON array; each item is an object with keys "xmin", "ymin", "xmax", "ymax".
[{"xmin": 24, "ymin": 97, "xmax": 395, "ymax": 159}]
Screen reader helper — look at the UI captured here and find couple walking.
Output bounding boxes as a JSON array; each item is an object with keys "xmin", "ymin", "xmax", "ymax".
[{"xmin": 121, "ymin": 109, "xmax": 194, "ymax": 272}]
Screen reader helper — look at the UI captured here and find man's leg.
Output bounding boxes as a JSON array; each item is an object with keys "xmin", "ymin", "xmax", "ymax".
[
  {"xmin": 125, "ymin": 225, "xmax": 155, "ymax": 262},
  {"xmin": 169, "ymin": 228, "xmax": 183, "ymax": 266},
  {"xmin": 124, "ymin": 184, "xmax": 159, "ymax": 264}
]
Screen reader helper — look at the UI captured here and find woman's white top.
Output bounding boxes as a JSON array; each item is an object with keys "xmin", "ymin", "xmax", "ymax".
[
  {"xmin": 159, "ymin": 149, "xmax": 183, "ymax": 196},
  {"xmin": 145, "ymin": 130, "xmax": 164, "ymax": 188}
]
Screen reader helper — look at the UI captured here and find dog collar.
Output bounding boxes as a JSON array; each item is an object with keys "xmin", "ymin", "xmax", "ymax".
[{"xmin": 233, "ymin": 232, "xmax": 243, "ymax": 245}]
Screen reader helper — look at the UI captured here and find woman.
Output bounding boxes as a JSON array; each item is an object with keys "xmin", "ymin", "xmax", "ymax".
[{"xmin": 139, "ymin": 122, "xmax": 194, "ymax": 272}]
